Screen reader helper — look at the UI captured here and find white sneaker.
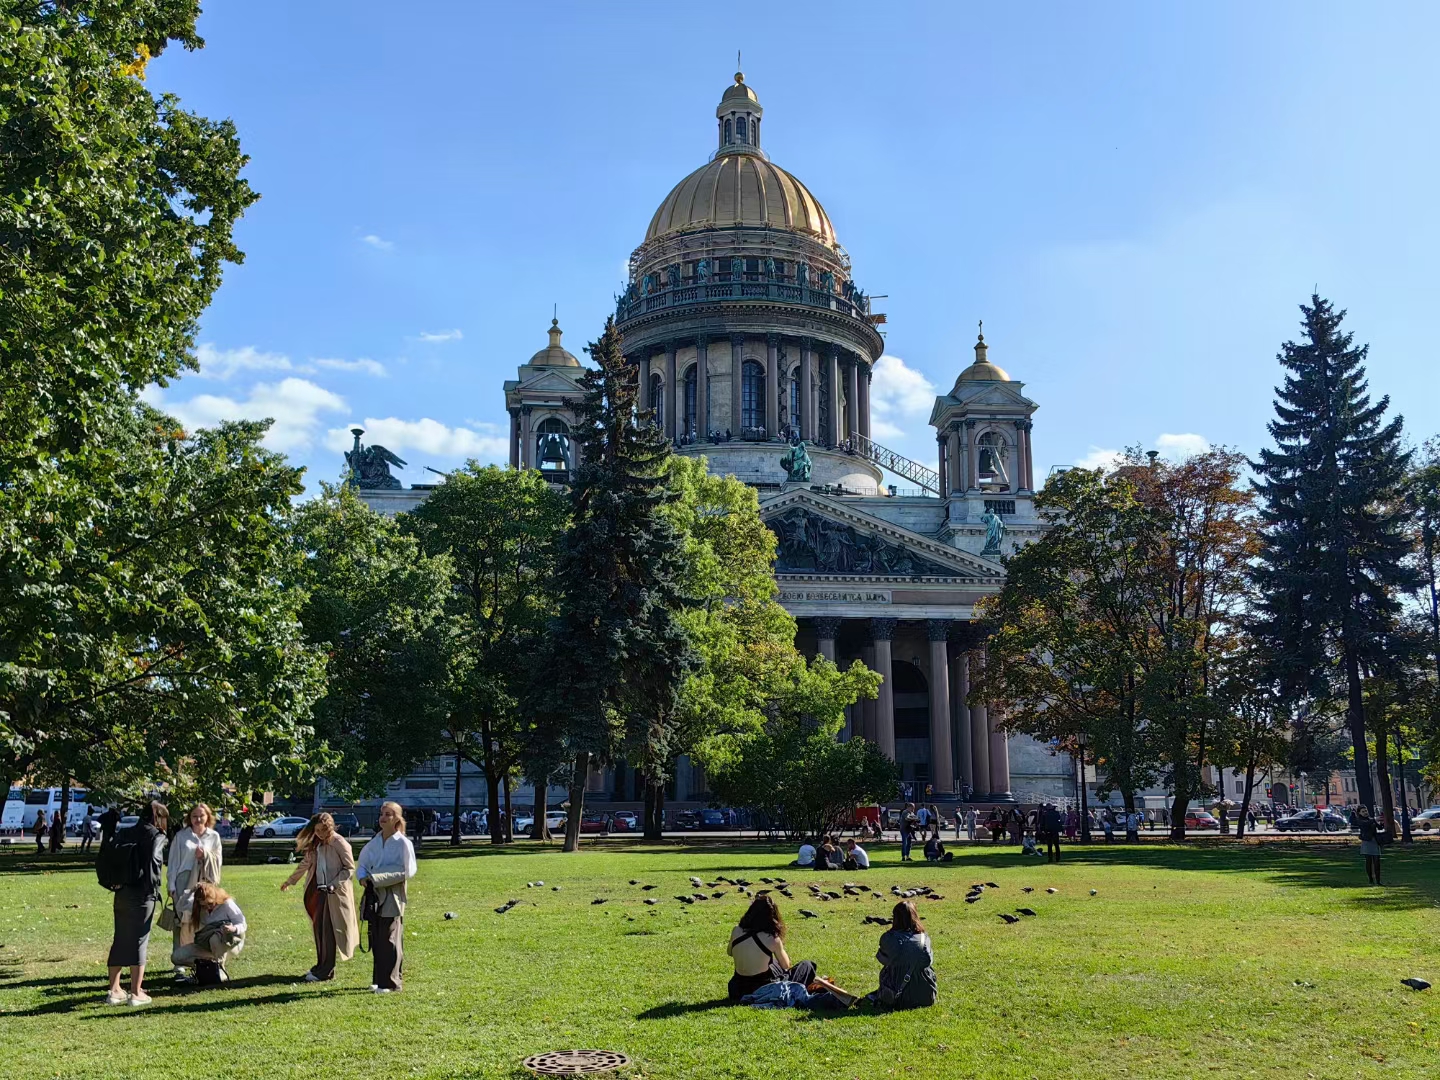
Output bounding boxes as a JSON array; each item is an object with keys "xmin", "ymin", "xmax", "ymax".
[
  {"xmin": 373, "ymin": 987, "xmax": 392, "ymax": 994},
  {"xmin": 368, "ymin": 984, "xmax": 378, "ymax": 991},
  {"xmin": 128, "ymin": 992, "xmax": 152, "ymax": 1006},
  {"xmin": 303, "ymin": 972, "xmax": 321, "ymax": 982},
  {"xmin": 105, "ymin": 991, "xmax": 128, "ymax": 1006}
]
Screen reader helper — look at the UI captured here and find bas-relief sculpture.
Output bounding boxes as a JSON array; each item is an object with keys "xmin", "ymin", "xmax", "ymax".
[{"xmin": 768, "ymin": 508, "xmax": 954, "ymax": 577}]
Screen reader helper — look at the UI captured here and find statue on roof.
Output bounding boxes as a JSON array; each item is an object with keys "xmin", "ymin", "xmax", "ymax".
[
  {"xmin": 346, "ymin": 428, "xmax": 406, "ymax": 490},
  {"xmin": 980, "ymin": 507, "xmax": 1006, "ymax": 556},
  {"xmin": 780, "ymin": 437, "xmax": 812, "ymax": 484},
  {"xmin": 696, "ymin": 258, "xmax": 710, "ymax": 283}
]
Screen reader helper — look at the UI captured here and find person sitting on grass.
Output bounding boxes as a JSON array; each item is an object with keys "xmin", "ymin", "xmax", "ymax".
[
  {"xmin": 171, "ymin": 881, "xmax": 246, "ymax": 985},
  {"xmin": 843, "ymin": 838, "xmax": 869, "ymax": 870},
  {"xmin": 871, "ymin": 900, "xmax": 937, "ymax": 1009},
  {"xmin": 727, "ymin": 894, "xmax": 818, "ymax": 1002},
  {"xmin": 816, "ymin": 837, "xmax": 844, "ymax": 871},
  {"xmin": 795, "ymin": 839, "xmax": 816, "ymax": 868},
  {"xmin": 922, "ymin": 832, "xmax": 944, "ymax": 862}
]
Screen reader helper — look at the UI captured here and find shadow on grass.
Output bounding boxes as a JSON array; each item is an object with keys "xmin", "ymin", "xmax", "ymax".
[
  {"xmin": 636, "ymin": 996, "xmax": 733, "ymax": 1019},
  {"xmin": 3, "ymin": 974, "xmax": 365, "ymax": 1018}
]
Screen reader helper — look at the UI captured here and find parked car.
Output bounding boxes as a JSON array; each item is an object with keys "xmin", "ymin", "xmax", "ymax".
[
  {"xmin": 699, "ymin": 808, "xmax": 732, "ymax": 830},
  {"xmin": 117, "ymin": 815, "xmax": 139, "ymax": 830},
  {"xmin": 1184, "ymin": 811, "xmax": 1220, "ymax": 829},
  {"xmin": 511, "ymin": 812, "xmax": 533, "ymax": 835},
  {"xmin": 673, "ymin": 809, "xmax": 700, "ymax": 830},
  {"xmin": 1412, "ymin": 807, "xmax": 1440, "ymax": 830},
  {"xmin": 546, "ymin": 810, "xmax": 569, "ymax": 833},
  {"xmin": 610, "ymin": 811, "xmax": 638, "ymax": 832},
  {"xmin": 1274, "ymin": 808, "xmax": 1347, "ymax": 832},
  {"xmin": 325, "ymin": 812, "xmax": 360, "ymax": 837},
  {"xmin": 258, "ymin": 816, "xmax": 311, "ymax": 838},
  {"xmin": 579, "ymin": 811, "xmax": 609, "ymax": 834}
]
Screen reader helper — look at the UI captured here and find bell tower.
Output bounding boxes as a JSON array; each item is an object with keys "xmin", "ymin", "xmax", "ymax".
[{"xmin": 928, "ymin": 326, "xmax": 1040, "ymax": 558}]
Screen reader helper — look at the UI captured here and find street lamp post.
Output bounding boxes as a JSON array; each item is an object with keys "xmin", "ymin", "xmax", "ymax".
[
  {"xmin": 1396, "ymin": 728, "xmax": 1414, "ymax": 844},
  {"xmin": 1077, "ymin": 732, "xmax": 1092, "ymax": 843}
]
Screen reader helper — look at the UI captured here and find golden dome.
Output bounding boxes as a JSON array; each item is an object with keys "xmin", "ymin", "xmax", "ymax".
[
  {"xmin": 957, "ymin": 327, "xmax": 1010, "ymax": 381},
  {"xmin": 528, "ymin": 318, "xmax": 580, "ymax": 367},
  {"xmin": 721, "ymin": 71, "xmax": 758, "ymax": 106},
  {"xmin": 645, "ymin": 154, "xmax": 835, "ymax": 244}
]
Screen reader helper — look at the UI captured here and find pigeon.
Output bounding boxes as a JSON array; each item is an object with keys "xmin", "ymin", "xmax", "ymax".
[
  {"xmin": 1401, "ymin": 978, "xmax": 1431, "ymax": 991},
  {"xmin": 1016, "ymin": 908, "xmax": 1037, "ymax": 917},
  {"xmin": 964, "ymin": 895, "xmax": 982, "ymax": 905},
  {"xmin": 1022, "ymin": 887, "xmax": 1035, "ymax": 894},
  {"xmin": 1046, "ymin": 888, "xmax": 1058, "ymax": 894},
  {"xmin": 641, "ymin": 884, "xmax": 658, "ymax": 891},
  {"xmin": 760, "ymin": 877, "xmax": 774, "ymax": 884},
  {"xmin": 985, "ymin": 882, "xmax": 999, "ymax": 889},
  {"xmin": 715, "ymin": 876, "xmax": 731, "ymax": 884},
  {"xmin": 799, "ymin": 909, "xmax": 820, "ymax": 919},
  {"xmin": 689, "ymin": 877, "xmax": 705, "ymax": 887},
  {"xmin": 778, "ymin": 889, "xmax": 794, "ymax": 899},
  {"xmin": 997, "ymin": 913, "xmax": 1019, "ymax": 924},
  {"xmin": 1089, "ymin": 889, "xmax": 1098, "ymax": 896},
  {"xmin": 552, "ymin": 886, "xmax": 562, "ymax": 891},
  {"xmin": 692, "ymin": 893, "xmax": 709, "ymax": 901},
  {"xmin": 711, "ymin": 891, "xmax": 726, "ymax": 899},
  {"xmin": 644, "ymin": 898, "xmax": 661, "ymax": 906},
  {"xmin": 591, "ymin": 898, "xmax": 608, "ymax": 905},
  {"xmin": 863, "ymin": 915, "xmax": 890, "ymax": 925},
  {"xmin": 675, "ymin": 895, "xmax": 694, "ymax": 904},
  {"xmin": 825, "ymin": 890, "xmax": 842, "ymax": 900},
  {"xmin": 925, "ymin": 894, "xmax": 945, "ymax": 901},
  {"xmin": 444, "ymin": 912, "xmax": 458, "ymax": 920},
  {"xmin": 494, "ymin": 900, "xmax": 519, "ymax": 914},
  {"xmin": 629, "ymin": 879, "xmax": 640, "ymax": 886},
  {"xmin": 756, "ymin": 888, "xmax": 772, "ymax": 895}
]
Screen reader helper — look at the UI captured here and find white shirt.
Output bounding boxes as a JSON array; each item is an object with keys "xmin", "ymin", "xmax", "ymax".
[
  {"xmin": 797, "ymin": 843, "xmax": 816, "ymax": 866},
  {"xmin": 357, "ymin": 831, "xmax": 418, "ymax": 883},
  {"xmin": 848, "ymin": 845, "xmax": 870, "ymax": 868},
  {"xmin": 167, "ymin": 826, "xmax": 222, "ymax": 897}
]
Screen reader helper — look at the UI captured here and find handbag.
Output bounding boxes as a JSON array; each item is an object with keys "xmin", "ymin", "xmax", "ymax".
[{"xmin": 156, "ymin": 896, "xmax": 177, "ymax": 933}]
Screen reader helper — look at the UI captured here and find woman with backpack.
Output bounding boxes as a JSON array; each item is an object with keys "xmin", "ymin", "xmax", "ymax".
[
  {"xmin": 167, "ymin": 803, "xmax": 222, "ymax": 982},
  {"xmin": 280, "ymin": 812, "xmax": 358, "ymax": 982},
  {"xmin": 355, "ymin": 801, "xmax": 417, "ymax": 993},
  {"xmin": 106, "ymin": 800, "xmax": 169, "ymax": 1006},
  {"xmin": 872, "ymin": 900, "xmax": 938, "ymax": 1009}
]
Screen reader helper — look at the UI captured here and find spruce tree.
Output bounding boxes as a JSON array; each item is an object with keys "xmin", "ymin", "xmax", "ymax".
[
  {"xmin": 1250, "ymin": 295, "xmax": 1420, "ymax": 808},
  {"xmin": 545, "ymin": 317, "xmax": 695, "ymax": 851}
]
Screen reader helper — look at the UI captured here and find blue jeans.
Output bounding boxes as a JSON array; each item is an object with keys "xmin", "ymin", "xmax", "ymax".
[{"xmin": 901, "ymin": 831, "xmax": 913, "ymax": 860}]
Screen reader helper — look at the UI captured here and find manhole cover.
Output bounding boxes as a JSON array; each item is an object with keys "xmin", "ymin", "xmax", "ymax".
[{"xmin": 523, "ymin": 1050, "xmax": 630, "ymax": 1075}]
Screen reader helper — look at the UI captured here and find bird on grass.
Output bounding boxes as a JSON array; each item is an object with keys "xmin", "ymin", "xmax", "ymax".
[
  {"xmin": 494, "ymin": 900, "xmax": 519, "ymax": 915},
  {"xmin": 997, "ymin": 913, "xmax": 1019, "ymax": 924},
  {"xmin": 641, "ymin": 884, "xmax": 658, "ymax": 891},
  {"xmin": 643, "ymin": 899, "xmax": 661, "ymax": 906},
  {"xmin": 1022, "ymin": 887, "xmax": 1034, "ymax": 894},
  {"xmin": 629, "ymin": 879, "xmax": 640, "ymax": 886},
  {"xmin": 964, "ymin": 896, "xmax": 982, "ymax": 905},
  {"xmin": 1046, "ymin": 888, "xmax": 1058, "ymax": 894},
  {"xmin": 1016, "ymin": 908, "xmax": 1037, "ymax": 917},
  {"xmin": 799, "ymin": 909, "xmax": 820, "ymax": 919},
  {"xmin": 591, "ymin": 898, "xmax": 608, "ymax": 905},
  {"xmin": 1401, "ymin": 978, "xmax": 1431, "ymax": 991}
]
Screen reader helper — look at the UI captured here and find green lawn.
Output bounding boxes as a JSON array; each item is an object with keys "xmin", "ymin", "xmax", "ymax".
[{"xmin": 1, "ymin": 837, "xmax": 1437, "ymax": 1079}]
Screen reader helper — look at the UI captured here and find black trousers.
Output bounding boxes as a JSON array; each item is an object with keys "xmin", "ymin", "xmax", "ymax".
[
  {"xmin": 1045, "ymin": 837, "xmax": 1061, "ymax": 861},
  {"xmin": 371, "ymin": 915, "xmax": 403, "ymax": 990}
]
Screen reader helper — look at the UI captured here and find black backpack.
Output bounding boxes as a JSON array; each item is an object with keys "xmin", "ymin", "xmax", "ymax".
[{"xmin": 95, "ymin": 830, "xmax": 145, "ymax": 892}]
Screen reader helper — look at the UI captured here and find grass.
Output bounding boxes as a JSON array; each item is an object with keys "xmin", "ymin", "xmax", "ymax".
[{"xmin": 1, "ymin": 837, "xmax": 1438, "ymax": 1079}]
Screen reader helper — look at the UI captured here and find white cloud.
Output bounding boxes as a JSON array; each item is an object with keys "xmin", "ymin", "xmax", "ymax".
[
  {"xmin": 360, "ymin": 234, "xmax": 394, "ymax": 251},
  {"xmin": 1155, "ymin": 432, "xmax": 1210, "ymax": 459},
  {"xmin": 313, "ymin": 357, "xmax": 387, "ymax": 377},
  {"xmin": 193, "ymin": 343, "xmax": 295, "ymax": 380},
  {"xmin": 145, "ymin": 377, "xmax": 347, "ymax": 452},
  {"xmin": 418, "ymin": 329, "xmax": 463, "ymax": 344},
  {"xmin": 326, "ymin": 417, "xmax": 509, "ymax": 463},
  {"xmin": 1073, "ymin": 446, "xmax": 1124, "ymax": 471},
  {"xmin": 868, "ymin": 354, "xmax": 937, "ymax": 441}
]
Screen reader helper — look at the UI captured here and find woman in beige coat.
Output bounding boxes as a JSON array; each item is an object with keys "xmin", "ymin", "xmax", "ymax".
[{"xmin": 281, "ymin": 813, "xmax": 359, "ymax": 982}]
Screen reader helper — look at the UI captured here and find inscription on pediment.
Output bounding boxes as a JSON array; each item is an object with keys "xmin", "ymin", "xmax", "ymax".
[{"xmin": 767, "ymin": 508, "xmax": 956, "ymax": 577}]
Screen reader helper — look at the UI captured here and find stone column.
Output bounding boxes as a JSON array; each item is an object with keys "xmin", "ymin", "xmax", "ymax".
[
  {"xmin": 508, "ymin": 410, "xmax": 520, "ymax": 468},
  {"xmin": 969, "ymin": 650, "xmax": 991, "ymax": 796},
  {"xmin": 665, "ymin": 344, "xmax": 678, "ymax": 441},
  {"xmin": 520, "ymin": 406, "xmax": 533, "ymax": 469},
  {"xmin": 765, "ymin": 334, "xmax": 780, "ymax": 437},
  {"xmin": 639, "ymin": 352, "xmax": 651, "ymax": 408},
  {"xmin": 861, "ymin": 641, "xmax": 878, "ymax": 742},
  {"xmin": 845, "ymin": 357, "xmax": 860, "ymax": 443},
  {"xmin": 826, "ymin": 346, "xmax": 841, "ymax": 447},
  {"xmin": 953, "ymin": 645, "xmax": 973, "ymax": 792},
  {"xmin": 858, "ymin": 362, "xmax": 871, "ymax": 439},
  {"xmin": 965, "ymin": 419, "xmax": 980, "ymax": 490},
  {"xmin": 988, "ymin": 675, "xmax": 1012, "ymax": 796},
  {"xmin": 947, "ymin": 426, "xmax": 963, "ymax": 495},
  {"xmin": 1018, "ymin": 419, "xmax": 1034, "ymax": 490},
  {"xmin": 800, "ymin": 339, "xmax": 815, "ymax": 442},
  {"xmin": 695, "ymin": 337, "xmax": 708, "ymax": 438},
  {"xmin": 927, "ymin": 620, "xmax": 955, "ymax": 793},
  {"xmin": 871, "ymin": 618, "xmax": 897, "ymax": 760},
  {"xmin": 937, "ymin": 435, "xmax": 949, "ymax": 498},
  {"xmin": 730, "ymin": 334, "xmax": 745, "ymax": 435},
  {"xmin": 815, "ymin": 616, "xmax": 841, "ymax": 663}
]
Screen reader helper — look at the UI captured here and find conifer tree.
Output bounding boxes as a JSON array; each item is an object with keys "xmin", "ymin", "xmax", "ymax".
[
  {"xmin": 1250, "ymin": 295, "xmax": 1420, "ymax": 808},
  {"xmin": 545, "ymin": 318, "xmax": 695, "ymax": 852}
]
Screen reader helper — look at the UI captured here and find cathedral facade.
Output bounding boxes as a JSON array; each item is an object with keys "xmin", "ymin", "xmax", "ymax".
[{"xmin": 358, "ymin": 73, "xmax": 1076, "ymax": 807}]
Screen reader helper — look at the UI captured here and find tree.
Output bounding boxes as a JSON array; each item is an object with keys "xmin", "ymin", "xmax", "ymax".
[
  {"xmin": 1250, "ymin": 295, "xmax": 1421, "ymax": 809},
  {"xmin": 1211, "ymin": 645, "xmax": 1291, "ymax": 838},
  {"xmin": 705, "ymin": 657, "xmax": 886, "ymax": 840},
  {"xmin": 0, "ymin": 404, "xmax": 325, "ymax": 810},
  {"xmin": 291, "ymin": 484, "xmax": 453, "ymax": 802},
  {"xmin": 1407, "ymin": 439, "xmax": 1440, "ymax": 687},
  {"xmin": 403, "ymin": 464, "xmax": 568, "ymax": 846},
  {"xmin": 543, "ymin": 318, "xmax": 695, "ymax": 852}
]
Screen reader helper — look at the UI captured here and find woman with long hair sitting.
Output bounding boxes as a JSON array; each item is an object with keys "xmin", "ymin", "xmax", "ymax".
[
  {"xmin": 356, "ymin": 801, "xmax": 417, "ymax": 993},
  {"xmin": 280, "ymin": 812, "xmax": 358, "ymax": 982},
  {"xmin": 170, "ymin": 881, "xmax": 246, "ymax": 984},
  {"xmin": 873, "ymin": 900, "xmax": 937, "ymax": 1009},
  {"xmin": 726, "ymin": 894, "xmax": 817, "ymax": 1001}
]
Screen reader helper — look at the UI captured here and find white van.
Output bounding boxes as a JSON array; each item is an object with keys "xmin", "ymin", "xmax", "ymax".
[{"xmin": 0, "ymin": 788, "xmax": 101, "ymax": 833}]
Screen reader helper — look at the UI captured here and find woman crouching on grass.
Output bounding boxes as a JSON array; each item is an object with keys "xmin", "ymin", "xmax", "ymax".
[
  {"xmin": 356, "ymin": 801, "xmax": 417, "ymax": 993},
  {"xmin": 171, "ymin": 882, "xmax": 246, "ymax": 985},
  {"xmin": 727, "ymin": 894, "xmax": 817, "ymax": 1002},
  {"xmin": 280, "ymin": 812, "xmax": 358, "ymax": 982}
]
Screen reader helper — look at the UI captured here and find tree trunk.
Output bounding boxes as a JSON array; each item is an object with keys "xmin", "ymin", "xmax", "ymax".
[
  {"xmin": 1343, "ymin": 638, "xmax": 1375, "ymax": 808},
  {"xmin": 562, "ymin": 751, "xmax": 589, "ymax": 853},
  {"xmin": 644, "ymin": 780, "xmax": 665, "ymax": 841},
  {"xmin": 532, "ymin": 780, "xmax": 550, "ymax": 841},
  {"xmin": 486, "ymin": 768, "xmax": 503, "ymax": 845},
  {"xmin": 235, "ymin": 824, "xmax": 253, "ymax": 860},
  {"xmin": 56, "ymin": 778, "xmax": 70, "ymax": 850},
  {"xmin": 450, "ymin": 753, "xmax": 463, "ymax": 847},
  {"xmin": 1168, "ymin": 775, "xmax": 1189, "ymax": 842},
  {"xmin": 1236, "ymin": 755, "xmax": 1258, "ymax": 840},
  {"xmin": 502, "ymin": 773, "xmax": 513, "ymax": 843},
  {"xmin": 1374, "ymin": 722, "xmax": 1396, "ymax": 839}
]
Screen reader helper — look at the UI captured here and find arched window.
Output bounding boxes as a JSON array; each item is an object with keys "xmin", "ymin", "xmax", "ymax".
[
  {"xmin": 535, "ymin": 417, "xmax": 571, "ymax": 473},
  {"xmin": 723, "ymin": 118, "xmax": 732, "ymax": 145},
  {"xmin": 683, "ymin": 365, "xmax": 698, "ymax": 437},
  {"xmin": 736, "ymin": 115, "xmax": 747, "ymax": 143},
  {"xmin": 788, "ymin": 367, "xmax": 801, "ymax": 433},
  {"xmin": 648, "ymin": 373, "xmax": 664, "ymax": 430},
  {"xmin": 977, "ymin": 431, "xmax": 1011, "ymax": 490},
  {"xmin": 741, "ymin": 360, "xmax": 765, "ymax": 431}
]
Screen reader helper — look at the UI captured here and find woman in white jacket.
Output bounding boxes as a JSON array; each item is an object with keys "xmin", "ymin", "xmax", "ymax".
[
  {"xmin": 356, "ymin": 801, "xmax": 417, "ymax": 993},
  {"xmin": 168, "ymin": 803, "xmax": 222, "ymax": 980}
]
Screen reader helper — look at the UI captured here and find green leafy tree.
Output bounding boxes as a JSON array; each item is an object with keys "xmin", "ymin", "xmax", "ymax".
[
  {"xmin": 543, "ymin": 318, "xmax": 695, "ymax": 852},
  {"xmin": 1250, "ymin": 295, "xmax": 1421, "ymax": 808},
  {"xmin": 291, "ymin": 484, "xmax": 453, "ymax": 803},
  {"xmin": 1210, "ymin": 645, "xmax": 1291, "ymax": 838},
  {"xmin": 403, "ymin": 464, "xmax": 568, "ymax": 845}
]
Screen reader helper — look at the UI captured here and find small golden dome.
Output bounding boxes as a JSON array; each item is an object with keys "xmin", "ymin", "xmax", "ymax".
[
  {"xmin": 528, "ymin": 318, "xmax": 580, "ymax": 367},
  {"xmin": 721, "ymin": 72, "xmax": 758, "ymax": 106},
  {"xmin": 645, "ymin": 154, "xmax": 835, "ymax": 243},
  {"xmin": 957, "ymin": 326, "xmax": 1010, "ymax": 381}
]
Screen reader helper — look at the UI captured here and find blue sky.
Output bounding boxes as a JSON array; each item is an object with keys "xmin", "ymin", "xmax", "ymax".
[{"xmin": 141, "ymin": 2, "xmax": 1440, "ymax": 492}]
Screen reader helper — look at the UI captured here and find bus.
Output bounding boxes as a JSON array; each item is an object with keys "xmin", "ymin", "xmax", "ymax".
[{"xmin": 1, "ymin": 788, "xmax": 102, "ymax": 833}]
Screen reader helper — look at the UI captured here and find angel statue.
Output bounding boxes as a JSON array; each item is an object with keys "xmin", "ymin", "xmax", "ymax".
[
  {"xmin": 346, "ymin": 428, "xmax": 407, "ymax": 489},
  {"xmin": 780, "ymin": 438, "xmax": 812, "ymax": 484}
]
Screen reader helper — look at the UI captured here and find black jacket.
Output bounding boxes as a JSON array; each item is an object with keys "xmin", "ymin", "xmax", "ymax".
[{"xmin": 116, "ymin": 823, "xmax": 167, "ymax": 898}]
